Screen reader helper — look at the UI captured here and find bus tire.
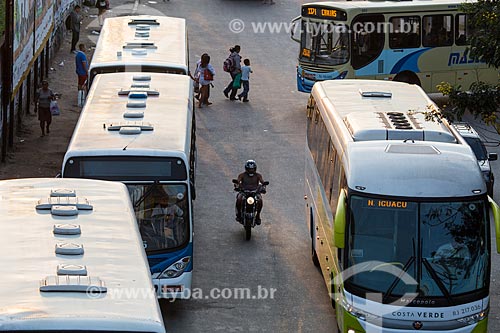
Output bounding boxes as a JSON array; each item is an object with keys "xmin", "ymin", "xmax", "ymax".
[
  {"xmin": 393, "ymin": 71, "xmax": 421, "ymax": 86},
  {"xmin": 330, "ymin": 273, "xmax": 336, "ymax": 309}
]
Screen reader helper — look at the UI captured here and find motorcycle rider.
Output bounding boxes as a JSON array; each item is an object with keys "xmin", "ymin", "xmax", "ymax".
[{"xmin": 235, "ymin": 160, "xmax": 266, "ymax": 224}]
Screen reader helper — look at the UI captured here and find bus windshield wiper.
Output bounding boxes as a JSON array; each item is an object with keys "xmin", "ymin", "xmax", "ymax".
[
  {"xmin": 383, "ymin": 238, "xmax": 416, "ymax": 303},
  {"xmin": 421, "ymin": 258, "xmax": 454, "ymax": 305}
]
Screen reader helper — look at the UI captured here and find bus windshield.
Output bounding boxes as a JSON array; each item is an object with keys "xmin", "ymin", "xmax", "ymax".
[
  {"xmin": 300, "ymin": 21, "xmax": 349, "ymax": 66},
  {"xmin": 128, "ymin": 183, "xmax": 189, "ymax": 252},
  {"xmin": 346, "ymin": 195, "xmax": 489, "ymax": 301}
]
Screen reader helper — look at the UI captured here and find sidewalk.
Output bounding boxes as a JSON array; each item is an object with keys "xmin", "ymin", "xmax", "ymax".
[
  {"xmin": 0, "ymin": 0, "xmax": 165, "ymax": 179},
  {"xmin": 0, "ymin": 4, "xmax": 107, "ymax": 179}
]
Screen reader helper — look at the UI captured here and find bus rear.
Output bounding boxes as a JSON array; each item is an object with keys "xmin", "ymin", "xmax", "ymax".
[{"xmin": 89, "ymin": 15, "xmax": 189, "ymax": 86}]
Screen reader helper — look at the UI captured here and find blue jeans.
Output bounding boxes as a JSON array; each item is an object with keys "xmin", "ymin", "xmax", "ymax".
[
  {"xmin": 223, "ymin": 72, "xmax": 239, "ymax": 99},
  {"xmin": 238, "ymin": 80, "xmax": 249, "ymax": 100}
]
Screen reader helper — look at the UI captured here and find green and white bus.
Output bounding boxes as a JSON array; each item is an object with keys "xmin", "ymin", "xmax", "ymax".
[
  {"xmin": 305, "ymin": 79, "xmax": 500, "ymax": 332},
  {"xmin": 291, "ymin": 0, "xmax": 499, "ymax": 93}
]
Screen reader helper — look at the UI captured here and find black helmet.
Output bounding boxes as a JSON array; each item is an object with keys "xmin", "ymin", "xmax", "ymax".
[{"xmin": 245, "ymin": 160, "xmax": 257, "ymax": 175}]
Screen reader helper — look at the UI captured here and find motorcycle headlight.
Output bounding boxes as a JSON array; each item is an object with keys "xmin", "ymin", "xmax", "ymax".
[
  {"xmin": 246, "ymin": 197, "xmax": 255, "ymax": 205},
  {"xmin": 159, "ymin": 256, "xmax": 191, "ymax": 279}
]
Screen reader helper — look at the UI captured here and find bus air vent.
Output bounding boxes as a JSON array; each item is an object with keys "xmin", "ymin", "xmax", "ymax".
[
  {"xmin": 118, "ymin": 89, "xmax": 158, "ymax": 96},
  {"xmin": 131, "ymin": 49, "xmax": 148, "ymax": 56},
  {"xmin": 55, "ymin": 242, "xmax": 84, "ymax": 255},
  {"xmin": 359, "ymin": 89, "xmax": 392, "ymax": 98},
  {"xmin": 57, "ymin": 264, "xmax": 88, "ymax": 276},
  {"xmin": 36, "ymin": 196, "xmax": 93, "ymax": 210},
  {"xmin": 123, "ymin": 111, "xmax": 145, "ymax": 118},
  {"xmin": 130, "ymin": 83, "xmax": 150, "ymax": 89},
  {"xmin": 129, "ymin": 19, "xmax": 159, "ymax": 26},
  {"xmin": 128, "ymin": 91, "xmax": 148, "ymax": 99},
  {"xmin": 118, "ymin": 89, "xmax": 159, "ymax": 96},
  {"xmin": 108, "ymin": 122, "xmax": 154, "ymax": 133},
  {"xmin": 120, "ymin": 127, "xmax": 141, "ymax": 135},
  {"xmin": 124, "ymin": 42, "xmax": 157, "ymax": 49},
  {"xmin": 135, "ymin": 31, "xmax": 150, "ymax": 38},
  {"xmin": 126, "ymin": 100, "xmax": 146, "ymax": 108},
  {"xmin": 133, "ymin": 75, "xmax": 152, "ymax": 82},
  {"xmin": 135, "ymin": 24, "xmax": 152, "ymax": 31},
  {"xmin": 51, "ymin": 205, "xmax": 79, "ymax": 216},
  {"xmin": 40, "ymin": 275, "xmax": 107, "ymax": 293},
  {"xmin": 53, "ymin": 224, "xmax": 82, "ymax": 235},
  {"xmin": 50, "ymin": 189, "xmax": 76, "ymax": 197},
  {"xmin": 386, "ymin": 144, "xmax": 440, "ymax": 155}
]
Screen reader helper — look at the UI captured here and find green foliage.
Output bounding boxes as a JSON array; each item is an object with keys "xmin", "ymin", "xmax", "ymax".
[
  {"xmin": 460, "ymin": 0, "xmax": 500, "ymax": 68},
  {"xmin": 436, "ymin": 81, "xmax": 500, "ymax": 125}
]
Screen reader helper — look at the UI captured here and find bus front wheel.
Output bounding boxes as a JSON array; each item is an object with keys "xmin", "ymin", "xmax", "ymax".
[{"xmin": 393, "ymin": 71, "xmax": 421, "ymax": 86}]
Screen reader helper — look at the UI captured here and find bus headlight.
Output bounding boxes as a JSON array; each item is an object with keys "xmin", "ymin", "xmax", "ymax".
[
  {"xmin": 337, "ymin": 71, "xmax": 348, "ymax": 79},
  {"xmin": 246, "ymin": 197, "xmax": 255, "ymax": 205},
  {"xmin": 456, "ymin": 311, "xmax": 487, "ymax": 325},
  {"xmin": 302, "ymin": 70, "xmax": 316, "ymax": 80},
  {"xmin": 159, "ymin": 256, "xmax": 191, "ymax": 279},
  {"xmin": 346, "ymin": 303, "xmax": 380, "ymax": 322}
]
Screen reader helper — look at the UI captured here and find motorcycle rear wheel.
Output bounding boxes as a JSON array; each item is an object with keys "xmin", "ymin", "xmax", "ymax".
[{"xmin": 245, "ymin": 226, "xmax": 251, "ymax": 240}]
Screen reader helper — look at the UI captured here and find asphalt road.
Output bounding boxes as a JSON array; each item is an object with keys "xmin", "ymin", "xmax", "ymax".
[
  {"xmin": 112, "ymin": 0, "xmax": 500, "ymax": 332},
  {"xmin": 122, "ymin": 0, "xmax": 339, "ymax": 332}
]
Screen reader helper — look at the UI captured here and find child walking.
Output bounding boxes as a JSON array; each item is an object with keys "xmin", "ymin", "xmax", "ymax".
[{"xmin": 238, "ymin": 59, "xmax": 253, "ymax": 102}]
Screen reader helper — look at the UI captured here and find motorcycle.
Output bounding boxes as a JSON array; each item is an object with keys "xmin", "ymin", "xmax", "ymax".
[{"xmin": 232, "ymin": 179, "xmax": 269, "ymax": 240}]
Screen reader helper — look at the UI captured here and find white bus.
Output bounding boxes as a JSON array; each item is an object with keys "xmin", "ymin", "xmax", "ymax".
[
  {"xmin": 0, "ymin": 178, "xmax": 165, "ymax": 333},
  {"xmin": 89, "ymin": 15, "xmax": 189, "ymax": 86},
  {"xmin": 62, "ymin": 72, "xmax": 196, "ymax": 299},
  {"xmin": 305, "ymin": 80, "xmax": 500, "ymax": 332}
]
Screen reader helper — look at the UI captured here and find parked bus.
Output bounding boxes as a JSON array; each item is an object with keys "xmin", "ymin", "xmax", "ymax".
[
  {"xmin": 305, "ymin": 79, "xmax": 500, "ymax": 332},
  {"xmin": 0, "ymin": 178, "xmax": 165, "ymax": 333},
  {"xmin": 89, "ymin": 15, "xmax": 188, "ymax": 86},
  {"xmin": 62, "ymin": 72, "xmax": 196, "ymax": 299},
  {"xmin": 291, "ymin": 0, "xmax": 499, "ymax": 93}
]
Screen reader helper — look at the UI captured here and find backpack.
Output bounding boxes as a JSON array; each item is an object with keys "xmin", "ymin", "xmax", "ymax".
[
  {"xmin": 204, "ymin": 68, "xmax": 213, "ymax": 81},
  {"xmin": 223, "ymin": 55, "xmax": 234, "ymax": 73},
  {"xmin": 65, "ymin": 15, "xmax": 72, "ymax": 31}
]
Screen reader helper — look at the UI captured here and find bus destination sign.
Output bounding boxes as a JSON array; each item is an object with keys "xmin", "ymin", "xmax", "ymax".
[
  {"xmin": 301, "ymin": 6, "xmax": 347, "ymax": 21},
  {"xmin": 366, "ymin": 199, "xmax": 409, "ymax": 209}
]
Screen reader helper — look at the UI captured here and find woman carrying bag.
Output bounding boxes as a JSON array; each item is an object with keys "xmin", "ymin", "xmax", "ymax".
[{"xmin": 35, "ymin": 80, "xmax": 56, "ymax": 137}]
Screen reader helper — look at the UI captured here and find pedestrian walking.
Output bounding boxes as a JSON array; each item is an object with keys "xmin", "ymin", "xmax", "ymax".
[
  {"xmin": 75, "ymin": 44, "xmax": 89, "ymax": 107},
  {"xmin": 223, "ymin": 45, "xmax": 242, "ymax": 101},
  {"xmin": 238, "ymin": 59, "xmax": 253, "ymax": 102},
  {"xmin": 194, "ymin": 54, "xmax": 215, "ymax": 108},
  {"xmin": 96, "ymin": 0, "xmax": 109, "ymax": 27},
  {"xmin": 70, "ymin": 5, "xmax": 82, "ymax": 53},
  {"xmin": 35, "ymin": 80, "xmax": 55, "ymax": 137}
]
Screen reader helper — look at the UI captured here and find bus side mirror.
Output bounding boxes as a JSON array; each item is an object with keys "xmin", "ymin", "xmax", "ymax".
[
  {"xmin": 334, "ymin": 190, "xmax": 347, "ymax": 249},
  {"xmin": 488, "ymin": 196, "xmax": 500, "ymax": 253},
  {"xmin": 290, "ymin": 16, "xmax": 301, "ymax": 43}
]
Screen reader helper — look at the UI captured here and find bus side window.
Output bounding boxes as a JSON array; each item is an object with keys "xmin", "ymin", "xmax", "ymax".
[
  {"xmin": 329, "ymin": 153, "xmax": 341, "ymax": 213},
  {"xmin": 455, "ymin": 14, "xmax": 470, "ymax": 46},
  {"xmin": 422, "ymin": 15, "xmax": 453, "ymax": 47},
  {"xmin": 351, "ymin": 14, "xmax": 385, "ymax": 70},
  {"xmin": 389, "ymin": 16, "xmax": 420, "ymax": 49}
]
